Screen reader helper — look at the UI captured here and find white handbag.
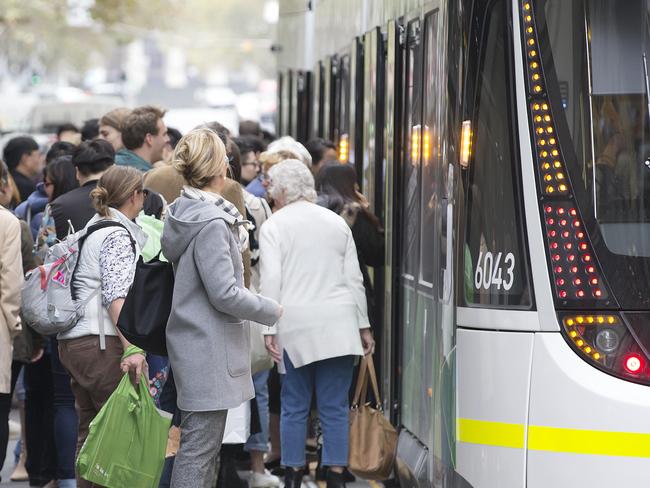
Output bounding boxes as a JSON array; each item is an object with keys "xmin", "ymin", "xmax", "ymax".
[
  {"xmin": 250, "ymin": 321, "xmax": 273, "ymax": 375},
  {"xmin": 222, "ymin": 401, "xmax": 251, "ymax": 444}
]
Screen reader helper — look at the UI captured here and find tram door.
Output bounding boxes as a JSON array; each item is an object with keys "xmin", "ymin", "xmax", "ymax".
[
  {"xmin": 361, "ymin": 27, "xmax": 386, "ymax": 382},
  {"xmin": 395, "ymin": 5, "xmax": 455, "ymax": 484}
]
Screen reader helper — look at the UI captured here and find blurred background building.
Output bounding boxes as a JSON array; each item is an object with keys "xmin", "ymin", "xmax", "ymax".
[{"xmin": 0, "ymin": 0, "xmax": 280, "ymax": 137}]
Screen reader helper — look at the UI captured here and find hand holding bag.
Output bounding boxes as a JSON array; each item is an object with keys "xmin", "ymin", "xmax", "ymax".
[
  {"xmin": 348, "ymin": 354, "xmax": 398, "ymax": 480},
  {"xmin": 76, "ymin": 374, "xmax": 172, "ymax": 488}
]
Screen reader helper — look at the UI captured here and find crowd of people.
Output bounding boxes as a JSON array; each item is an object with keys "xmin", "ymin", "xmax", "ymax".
[{"xmin": 0, "ymin": 106, "xmax": 384, "ymax": 488}]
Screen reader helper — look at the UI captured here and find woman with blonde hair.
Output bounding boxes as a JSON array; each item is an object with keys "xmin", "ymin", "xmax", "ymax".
[
  {"xmin": 161, "ymin": 128, "xmax": 282, "ymax": 488},
  {"xmin": 57, "ymin": 165, "xmax": 148, "ymax": 488}
]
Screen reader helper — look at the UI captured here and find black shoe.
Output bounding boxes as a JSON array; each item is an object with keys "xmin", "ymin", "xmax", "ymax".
[
  {"xmin": 284, "ymin": 467, "xmax": 304, "ymax": 488},
  {"xmin": 326, "ymin": 469, "xmax": 347, "ymax": 488}
]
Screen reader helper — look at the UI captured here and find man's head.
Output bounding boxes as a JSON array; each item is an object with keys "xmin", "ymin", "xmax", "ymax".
[
  {"xmin": 3, "ymin": 136, "xmax": 41, "ymax": 177},
  {"xmin": 80, "ymin": 118, "xmax": 100, "ymax": 141},
  {"xmin": 46, "ymin": 141, "xmax": 76, "ymax": 165},
  {"xmin": 121, "ymin": 106, "xmax": 169, "ymax": 163},
  {"xmin": 305, "ymin": 138, "xmax": 337, "ymax": 173},
  {"xmin": 57, "ymin": 123, "xmax": 81, "ymax": 144},
  {"xmin": 72, "ymin": 139, "xmax": 115, "ymax": 181},
  {"xmin": 239, "ymin": 120, "xmax": 262, "ymax": 137}
]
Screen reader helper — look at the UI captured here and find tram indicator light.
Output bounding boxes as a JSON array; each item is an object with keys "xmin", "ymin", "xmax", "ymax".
[
  {"xmin": 560, "ymin": 313, "xmax": 650, "ymax": 386},
  {"xmin": 460, "ymin": 121, "xmax": 472, "ymax": 168},
  {"xmin": 338, "ymin": 134, "xmax": 349, "ymax": 163}
]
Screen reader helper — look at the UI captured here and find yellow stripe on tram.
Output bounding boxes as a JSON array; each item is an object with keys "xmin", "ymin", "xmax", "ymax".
[
  {"xmin": 457, "ymin": 418, "xmax": 650, "ymax": 457},
  {"xmin": 457, "ymin": 418, "xmax": 525, "ymax": 449},
  {"xmin": 528, "ymin": 425, "xmax": 650, "ymax": 458}
]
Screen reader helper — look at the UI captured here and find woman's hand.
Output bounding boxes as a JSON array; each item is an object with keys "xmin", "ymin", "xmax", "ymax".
[
  {"xmin": 121, "ymin": 352, "xmax": 148, "ymax": 385},
  {"xmin": 265, "ymin": 335, "xmax": 282, "ymax": 364},
  {"xmin": 360, "ymin": 328, "xmax": 375, "ymax": 356}
]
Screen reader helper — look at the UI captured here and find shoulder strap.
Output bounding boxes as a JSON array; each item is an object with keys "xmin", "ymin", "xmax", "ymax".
[
  {"xmin": 71, "ymin": 220, "xmax": 136, "ymax": 300},
  {"xmin": 80, "ymin": 220, "xmax": 136, "ymax": 254}
]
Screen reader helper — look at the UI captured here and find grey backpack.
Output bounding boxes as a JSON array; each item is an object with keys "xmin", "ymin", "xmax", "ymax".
[{"xmin": 21, "ymin": 221, "xmax": 128, "ymax": 338}]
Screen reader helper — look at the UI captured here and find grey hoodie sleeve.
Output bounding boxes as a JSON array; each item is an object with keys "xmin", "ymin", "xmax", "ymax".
[{"xmin": 194, "ymin": 219, "xmax": 280, "ymax": 326}]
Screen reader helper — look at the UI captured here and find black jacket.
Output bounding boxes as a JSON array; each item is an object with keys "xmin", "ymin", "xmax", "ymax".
[
  {"xmin": 11, "ymin": 170, "xmax": 36, "ymax": 203},
  {"xmin": 50, "ymin": 180, "xmax": 98, "ymax": 240},
  {"xmin": 344, "ymin": 205, "xmax": 384, "ymax": 329}
]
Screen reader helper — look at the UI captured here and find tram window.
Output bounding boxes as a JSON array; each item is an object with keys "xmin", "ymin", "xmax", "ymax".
[
  {"xmin": 420, "ymin": 11, "xmax": 440, "ymax": 286},
  {"xmin": 462, "ymin": 0, "xmax": 532, "ymax": 308},
  {"xmin": 401, "ymin": 21, "xmax": 424, "ymax": 280},
  {"xmin": 335, "ymin": 55, "xmax": 351, "ymax": 145}
]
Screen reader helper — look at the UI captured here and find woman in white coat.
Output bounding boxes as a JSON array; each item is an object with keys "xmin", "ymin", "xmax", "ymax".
[{"xmin": 260, "ymin": 159, "xmax": 374, "ymax": 488}]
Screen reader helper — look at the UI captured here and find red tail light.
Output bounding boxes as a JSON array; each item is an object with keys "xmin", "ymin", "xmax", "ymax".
[
  {"xmin": 519, "ymin": 1, "xmax": 614, "ymax": 309},
  {"xmin": 561, "ymin": 313, "xmax": 650, "ymax": 386}
]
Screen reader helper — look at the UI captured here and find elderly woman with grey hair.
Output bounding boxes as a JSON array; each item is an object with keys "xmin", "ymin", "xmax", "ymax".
[{"xmin": 260, "ymin": 159, "xmax": 375, "ymax": 488}]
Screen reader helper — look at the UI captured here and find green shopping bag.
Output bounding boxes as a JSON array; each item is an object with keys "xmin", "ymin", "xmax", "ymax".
[{"xmin": 77, "ymin": 374, "xmax": 172, "ymax": 488}]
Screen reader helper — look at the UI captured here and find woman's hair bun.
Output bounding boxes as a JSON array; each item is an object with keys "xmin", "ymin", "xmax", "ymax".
[{"xmin": 90, "ymin": 185, "xmax": 110, "ymax": 216}]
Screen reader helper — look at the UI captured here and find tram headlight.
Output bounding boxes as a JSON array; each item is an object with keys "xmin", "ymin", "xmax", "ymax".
[
  {"xmin": 595, "ymin": 328, "xmax": 620, "ymax": 354},
  {"xmin": 561, "ymin": 313, "xmax": 650, "ymax": 385}
]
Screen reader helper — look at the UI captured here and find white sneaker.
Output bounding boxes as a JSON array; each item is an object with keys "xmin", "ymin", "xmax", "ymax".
[{"xmin": 248, "ymin": 469, "xmax": 281, "ymax": 488}]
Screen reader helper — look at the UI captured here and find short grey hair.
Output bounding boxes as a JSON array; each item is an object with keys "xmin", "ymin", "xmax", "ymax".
[
  {"xmin": 268, "ymin": 159, "xmax": 317, "ymax": 205},
  {"xmin": 267, "ymin": 136, "xmax": 312, "ymax": 168}
]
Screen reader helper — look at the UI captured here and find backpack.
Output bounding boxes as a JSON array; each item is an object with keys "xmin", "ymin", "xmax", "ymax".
[
  {"xmin": 116, "ymin": 252, "xmax": 174, "ymax": 356},
  {"xmin": 21, "ymin": 221, "xmax": 131, "ymax": 340}
]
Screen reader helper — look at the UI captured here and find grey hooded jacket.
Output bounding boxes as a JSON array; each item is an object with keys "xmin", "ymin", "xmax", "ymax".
[{"xmin": 162, "ymin": 195, "xmax": 280, "ymax": 411}]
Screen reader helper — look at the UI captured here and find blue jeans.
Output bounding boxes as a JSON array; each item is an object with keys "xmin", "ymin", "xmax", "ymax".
[
  {"xmin": 280, "ymin": 352, "xmax": 354, "ymax": 468},
  {"xmin": 245, "ymin": 369, "xmax": 271, "ymax": 452},
  {"xmin": 51, "ymin": 338, "xmax": 78, "ymax": 482}
]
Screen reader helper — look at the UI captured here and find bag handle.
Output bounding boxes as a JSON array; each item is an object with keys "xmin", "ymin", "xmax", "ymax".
[
  {"xmin": 351, "ymin": 356, "xmax": 369, "ymax": 408},
  {"xmin": 351, "ymin": 355, "xmax": 382, "ymax": 409},
  {"xmin": 365, "ymin": 354, "xmax": 382, "ymax": 408}
]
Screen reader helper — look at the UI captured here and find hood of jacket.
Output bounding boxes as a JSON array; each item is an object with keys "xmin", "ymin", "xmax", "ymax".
[
  {"xmin": 14, "ymin": 183, "xmax": 48, "ymax": 219},
  {"xmin": 161, "ymin": 195, "xmax": 237, "ymax": 263}
]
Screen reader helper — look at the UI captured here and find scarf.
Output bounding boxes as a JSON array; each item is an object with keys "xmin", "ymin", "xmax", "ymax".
[{"xmin": 181, "ymin": 186, "xmax": 250, "ymax": 252}]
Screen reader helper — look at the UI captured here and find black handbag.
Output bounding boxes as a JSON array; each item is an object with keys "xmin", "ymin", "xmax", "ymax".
[{"xmin": 117, "ymin": 253, "xmax": 174, "ymax": 356}]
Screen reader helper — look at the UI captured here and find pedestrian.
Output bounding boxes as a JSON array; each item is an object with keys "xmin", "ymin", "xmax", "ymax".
[
  {"xmin": 80, "ymin": 119, "xmax": 100, "ymax": 142},
  {"xmin": 234, "ymin": 136, "xmax": 262, "ymax": 186},
  {"xmin": 305, "ymin": 138, "xmax": 337, "ymax": 174},
  {"xmin": 246, "ymin": 149, "xmax": 300, "ymax": 199},
  {"xmin": 49, "ymin": 140, "xmax": 115, "ymax": 240},
  {"xmin": 98, "ymin": 108, "xmax": 131, "ymax": 152},
  {"xmin": 260, "ymin": 160, "xmax": 375, "ymax": 488},
  {"xmin": 33, "ymin": 156, "xmax": 79, "ymax": 250},
  {"xmin": 22, "ymin": 156, "xmax": 79, "ymax": 488},
  {"xmin": 0, "ymin": 160, "xmax": 24, "ymax": 484},
  {"xmin": 116, "ymin": 106, "xmax": 169, "ymax": 171},
  {"xmin": 57, "ymin": 124, "xmax": 81, "ymax": 144},
  {"xmin": 57, "ymin": 166, "xmax": 149, "ymax": 488},
  {"xmin": 2, "ymin": 136, "xmax": 42, "ymax": 202},
  {"xmin": 158, "ymin": 126, "xmax": 182, "ymax": 167},
  {"xmin": 161, "ymin": 127, "xmax": 282, "ymax": 488}
]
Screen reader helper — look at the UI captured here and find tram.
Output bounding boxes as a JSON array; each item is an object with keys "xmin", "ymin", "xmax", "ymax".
[{"xmin": 276, "ymin": 0, "xmax": 650, "ymax": 486}]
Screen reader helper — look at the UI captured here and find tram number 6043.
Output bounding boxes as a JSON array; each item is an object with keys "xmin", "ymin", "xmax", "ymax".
[{"xmin": 474, "ymin": 251, "xmax": 515, "ymax": 291}]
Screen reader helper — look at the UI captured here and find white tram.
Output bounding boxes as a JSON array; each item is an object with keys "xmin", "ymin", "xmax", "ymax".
[{"xmin": 276, "ymin": 1, "xmax": 650, "ymax": 486}]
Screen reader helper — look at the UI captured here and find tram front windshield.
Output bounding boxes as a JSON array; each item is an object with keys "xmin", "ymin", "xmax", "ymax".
[{"xmin": 540, "ymin": 0, "xmax": 650, "ymax": 309}]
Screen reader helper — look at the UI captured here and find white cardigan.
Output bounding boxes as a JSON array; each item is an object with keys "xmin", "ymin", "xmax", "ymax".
[{"xmin": 259, "ymin": 200, "xmax": 368, "ymax": 369}]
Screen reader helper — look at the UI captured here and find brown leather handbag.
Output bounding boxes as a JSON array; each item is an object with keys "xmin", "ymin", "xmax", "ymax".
[{"xmin": 348, "ymin": 355, "xmax": 398, "ymax": 480}]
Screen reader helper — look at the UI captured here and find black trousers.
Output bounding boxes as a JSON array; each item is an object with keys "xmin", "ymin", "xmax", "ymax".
[
  {"xmin": 0, "ymin": 361, "xmax": 22, "ymax": 477},
  {"xmin": 24, "ymin": 352, "xmax": 56, "ymax": 486}
]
